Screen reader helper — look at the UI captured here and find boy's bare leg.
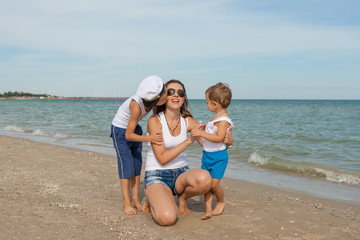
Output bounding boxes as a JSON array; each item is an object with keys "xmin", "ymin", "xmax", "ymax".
[
  {"xmin": 120, "ymin": 178, "xmax": 137, "ymax": 215},
  {"xmin": 211, "ymin": 179, "xmax": 225, "ymax": 215},
  {"xmin": 130, "ymin": 175, "xmax": 143, "ymax": 212},
  {"xmin": 201, "ymin": 190, "xmax": 213, "ymax": 220}
]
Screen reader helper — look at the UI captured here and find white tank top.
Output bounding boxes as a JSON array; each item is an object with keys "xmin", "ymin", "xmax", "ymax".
[
  {"xmin": 203, "ymin": 116, "xmax": 233, "ymax": 152},
  {"xmin": 145, "ymin": 112, "xmax": 189, "ymax": 171},
  {"xmin": 112, "ymin": 95, "xmax": 148, "ymax": 128}
]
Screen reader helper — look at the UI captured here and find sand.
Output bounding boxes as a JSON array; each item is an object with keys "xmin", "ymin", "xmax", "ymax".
[{"xmin": 1, "ymin": 135, "xmax": 359, "ymax": 240}]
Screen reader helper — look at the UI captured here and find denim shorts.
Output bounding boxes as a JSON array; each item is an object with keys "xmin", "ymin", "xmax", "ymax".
[{"xmin": 144, "ymin": 166, "xmax": 190, "ymax": 195}]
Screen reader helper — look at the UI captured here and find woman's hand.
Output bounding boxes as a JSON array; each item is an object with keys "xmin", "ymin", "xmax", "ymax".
[{"xmin": 187, "ymin": 134, "xmax": 197, "ymax": 145}]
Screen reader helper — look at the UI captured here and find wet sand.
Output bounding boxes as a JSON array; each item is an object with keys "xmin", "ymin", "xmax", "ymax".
[{"xmin": 1, "ymin": 135, "xmax": 359, "ymax": 240}]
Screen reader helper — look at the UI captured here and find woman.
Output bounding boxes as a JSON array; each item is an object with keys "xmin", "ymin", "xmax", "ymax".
[{"xmin": 144, "ymin": 79, "xmax": 232, "ymax": 226}]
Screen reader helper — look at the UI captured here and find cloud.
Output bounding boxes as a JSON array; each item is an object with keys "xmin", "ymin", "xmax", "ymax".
[
  {"xmin": 1, "ymin": 0, "xmax": 359, "ymax": 64},
  {"xmin": 1, "ymin": 0, "xmax": 359, "ymax": 98}
]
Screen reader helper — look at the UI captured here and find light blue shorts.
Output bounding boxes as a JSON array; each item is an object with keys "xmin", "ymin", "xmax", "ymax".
[
  {"xmin": 201, "ymin": 149, "xmax": 228, "ymax": 179},
  {"xmin": 144, "ymin": 166, "xmax": 190, "ymax": 195}
]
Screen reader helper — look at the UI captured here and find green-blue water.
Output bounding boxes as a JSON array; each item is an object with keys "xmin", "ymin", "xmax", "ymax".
[{"xmin": 1, "ymin": 99, "xmax": 359, "ymax": 203}]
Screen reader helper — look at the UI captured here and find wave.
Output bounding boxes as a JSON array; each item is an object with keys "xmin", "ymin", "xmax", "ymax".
[
  {"xmin": 248, "ymin": 152, "xmax": 360, "ymax": 185},
  {"xmin": 4, "ymin": 125, "xmax": 68, "ymax": 139},
  {"xmin": 5, "ymin": 125, "xmax": 33, "ymax": 133},
  {"xmin": 33, "ymin": 129, "xmax": 52, "ymax": 137}
]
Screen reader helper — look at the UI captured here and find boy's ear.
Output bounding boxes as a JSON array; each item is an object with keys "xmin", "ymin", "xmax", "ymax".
[{"xmin": 212, "ymin": 101, "xmax": 218, "ymax": 108}]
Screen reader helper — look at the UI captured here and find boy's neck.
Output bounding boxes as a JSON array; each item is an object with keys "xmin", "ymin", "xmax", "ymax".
[{"xmin": 212, "ymin": 109, "xmax": 227, "ymax": 120}]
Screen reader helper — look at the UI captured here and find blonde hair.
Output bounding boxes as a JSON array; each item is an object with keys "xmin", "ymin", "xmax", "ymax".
[{"xmin": 206, "ymin": 82, "xmax": 232, "ymax": 108}]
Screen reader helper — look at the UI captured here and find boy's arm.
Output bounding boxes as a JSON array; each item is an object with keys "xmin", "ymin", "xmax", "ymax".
[
  {"xmin": 125, "ymin": 100, "xmax": 162, "ymax": 144},
  {"xmin": 191, "ymin": 120, "xmax": 230, "ymax": 143}
]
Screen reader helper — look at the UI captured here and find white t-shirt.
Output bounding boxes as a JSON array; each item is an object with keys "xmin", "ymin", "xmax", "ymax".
[
  {"xmin": 112, "ymin": 95, "xmax": 148, "ymax": 129},
  {"xmin": 145, "ymin": 112, "xmax": 189, "ymax": 171},
  {"xmin": 203, "ymin": 116, "xmax": 233, "ymax": 152}
]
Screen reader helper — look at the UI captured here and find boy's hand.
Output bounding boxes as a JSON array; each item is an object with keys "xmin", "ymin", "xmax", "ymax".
[
  {"xmin": 197, "ymin": 121, "xmax": 206, "ymax": 131},
  {"xmin": 191, "ymin": 121, "xmax": 203, "ymax": 137},
  {"xmin": 150, "ymin": 132, "xmax": 163, "ymax": 146},
  {"xmin": 224, "ymin": 125, "xmax": 234, "ymax": 145}
]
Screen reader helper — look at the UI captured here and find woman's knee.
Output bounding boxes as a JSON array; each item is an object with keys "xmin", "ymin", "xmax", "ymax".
[
  {"xmin": 145, "ymin": 184, "xmax": 178, "ymax": 226},
  {"xmin": 154, "ymin": 209, "xmax": 178, "ymax": 226},
  {"xmin": 195, "ymin": 170, "xmax": 212, "ymax": 191}
]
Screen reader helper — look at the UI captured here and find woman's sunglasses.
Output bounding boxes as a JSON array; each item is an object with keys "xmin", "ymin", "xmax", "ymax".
[{"xmin": 167, "ymin": 88, "xmax": 185, "ymax": 98}]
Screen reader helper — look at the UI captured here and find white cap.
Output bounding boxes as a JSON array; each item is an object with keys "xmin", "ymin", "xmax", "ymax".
[{"xmin": 136, "ymin": 75, "xmax": 164, "ymax": 101}]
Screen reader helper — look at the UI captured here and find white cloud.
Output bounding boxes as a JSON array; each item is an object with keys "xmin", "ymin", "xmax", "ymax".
[
  {"xmin": 1, "ymin": 0, "xmax": 359, "ymax": 63},
  {"xmin": 1, "ymin": 0, "xmax": 359, "ymax": 98}
]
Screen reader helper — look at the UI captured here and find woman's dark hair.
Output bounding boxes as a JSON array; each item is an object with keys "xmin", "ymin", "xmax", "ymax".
[{"xmin": 153, "ymin": 79, "xmax": 192, "ymax": 118}]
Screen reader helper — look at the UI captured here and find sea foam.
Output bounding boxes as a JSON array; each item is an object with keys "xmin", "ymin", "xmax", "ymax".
[
  {"xmin": 5, "ymin": 125, "xmax": 33, "ymax": 133},
  {"xmin": 315, "ymin": 168, "xmax": 360, "ymax": 185},
  {"xmin": 248, "ymin": 151, "xmax": 360, "ymax": 185},
  {"xmin": 33, "ymin": 129, "xmax": 52, "ymax": 137},
  {"xmin": 248, "ymin": 152, "xmax": 269, "ymax": 165},
  {"xmin": 5, "ymin": 125, "xmax": 68, "ymax": 140}
]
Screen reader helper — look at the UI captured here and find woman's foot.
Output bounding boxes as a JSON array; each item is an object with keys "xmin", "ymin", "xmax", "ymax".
[
  {"xmin": 132, "ymin": 200, "xmax": 143, "ymax": 212},
  {"xmin": 142, "ymin": 200, "xmax": 151, "ymax": 213},
  {"xmin": 212, "ymin": 201, "xmax": 225, "ymax": 216},
  {"xmin": 178, "ymin": 195, "xmax": 191, "ymax": 214},
  {"xmin": 178, "ymin": 206, "xmax": 191, "ymax": 215}
]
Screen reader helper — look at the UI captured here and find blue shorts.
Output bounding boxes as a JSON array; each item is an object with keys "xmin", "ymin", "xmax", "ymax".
[
  {"xmin": 201, "ymin": 149, "xmax": 228, "ymax": 179},
  {"xmin": 144, "ymin": 166, "xmax": 190, "ymax": 195},
  {"xmin": 111, "ymin": 124, "xmax": 143, "ymax": 179}
]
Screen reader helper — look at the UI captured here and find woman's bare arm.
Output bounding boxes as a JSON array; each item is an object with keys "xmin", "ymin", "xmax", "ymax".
[{"xmin": 148, "ymin": 116, "xmax": 195, "ymax": 166}]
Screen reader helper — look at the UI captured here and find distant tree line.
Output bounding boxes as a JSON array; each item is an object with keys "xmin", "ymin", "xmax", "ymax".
[{"xmin": 0, "ymin": 91, "xmax": 52, "ymax": 98}]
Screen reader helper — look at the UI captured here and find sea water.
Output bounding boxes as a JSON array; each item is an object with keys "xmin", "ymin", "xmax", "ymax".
[{"xmin": 1, "ymin": 99, "xmax": 359, "ymax": 204}]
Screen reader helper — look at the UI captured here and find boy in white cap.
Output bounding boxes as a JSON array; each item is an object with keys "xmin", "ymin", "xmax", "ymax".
[{"xmin": 111, "ymin": 75, "xmax": 167, "ymax": 215}]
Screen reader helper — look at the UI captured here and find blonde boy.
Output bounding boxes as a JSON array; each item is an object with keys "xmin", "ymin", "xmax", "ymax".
[{"xmin": 191, "ymin": 82, "xmax": 233, "ymax": 220}]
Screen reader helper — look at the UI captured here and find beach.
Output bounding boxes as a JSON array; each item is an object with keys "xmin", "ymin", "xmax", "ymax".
[{"xmin": 1, "ymin": 135, "xmax": 359, "ymax": 240}]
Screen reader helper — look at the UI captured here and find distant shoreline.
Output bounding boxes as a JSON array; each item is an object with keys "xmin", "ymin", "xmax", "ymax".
[
  {"xmin": 0, "ymin": 97, "xmax": 128, "ymax": 100},
  {"xmin": 1, "ymin": 97, "xmax": 359, "ymax": 101}
]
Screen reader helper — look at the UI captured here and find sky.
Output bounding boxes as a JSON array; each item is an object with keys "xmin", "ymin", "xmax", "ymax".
[{"xmin": 1, "ymin": 0, "xmax": 359, "ymax": 99}]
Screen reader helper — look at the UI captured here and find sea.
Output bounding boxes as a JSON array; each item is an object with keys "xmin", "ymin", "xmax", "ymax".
[{"xmin": 1, "ymin": 99, "xmax": 359, "ymax": 204}]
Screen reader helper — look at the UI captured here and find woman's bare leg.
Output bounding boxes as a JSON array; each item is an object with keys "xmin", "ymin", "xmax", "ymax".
[
  {"xmin": 175, "ymin": 169, "xmax": 212, "ymax": 214},
  {"xmin": 145, "ymin": 183, "xmax": 178, "ymax": 226}
]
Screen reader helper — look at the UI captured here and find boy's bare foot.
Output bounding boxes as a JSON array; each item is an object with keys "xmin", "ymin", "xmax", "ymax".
[
  {"xmin": 201, "ymin": 212, "xmax": 212, "ymax": 220},
  {"xmin": 123, "ymin": 205, "xmax": 138, "ymax": 215},
  {"xmin": 212, "ymin": 201, "xmax": 225, "ymax": 216}
]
